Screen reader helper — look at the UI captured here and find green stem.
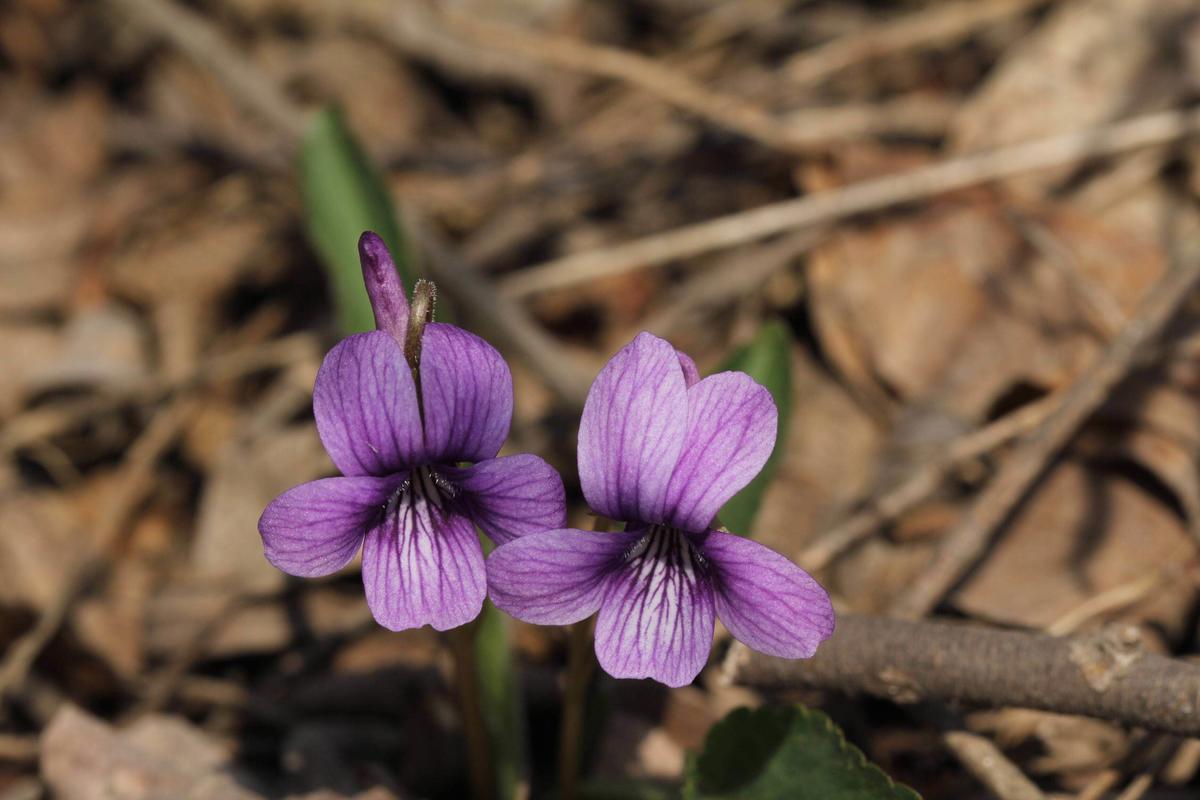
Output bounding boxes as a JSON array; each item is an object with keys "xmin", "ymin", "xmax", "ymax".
[
  {"xmin": 449, "ymin": 623, "xmax": 496, "ymax": 800},
  {"xmin": 559, "ymin": 617, "xmax": 596, "ymax": 800},
  {"xmin": 560, "ymin": 516, "xmax": 609, "ymax": 800}
]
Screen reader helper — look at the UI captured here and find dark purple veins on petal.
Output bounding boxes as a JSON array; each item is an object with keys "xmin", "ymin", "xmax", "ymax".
[
  {"xmin": 361, "ymin": 465, "xmax": 487, "ymax": 632},
  {"xmin": 594, "ymin": 524, "xmax": 716, "ymax": 687}
]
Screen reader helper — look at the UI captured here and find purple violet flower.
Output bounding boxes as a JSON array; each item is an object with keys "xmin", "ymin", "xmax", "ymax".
[
  {"xmin": 486, "ymin": 332, "xmax": 834, "ymax": 687},
  {"xmin": 258, "ymin": 232, "xmax": 566, "ymax": 632}
]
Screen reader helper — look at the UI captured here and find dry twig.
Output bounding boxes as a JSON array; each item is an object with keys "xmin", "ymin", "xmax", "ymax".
[
  {"xmin": 107, "ymin": 0, "xmax": 589, "ymax": 406},
  {"xmin": 725, "ymin": 615, "xmax": 1200, "ymax": 736},
  {"xmin": 502, "ymin": 107, "xmax": 1200, "ymax": 297},
  {"xmin": 783, "ymin": 0, "xmax": 1051, "ymax": 87},
  {"xmin": 799, "ymin": 394, "xmax": 1057, "ymax": 571},
  {"xmin": 0, "ymin": 333, "xmax": 318, "ymax": 457},
  {"xmin": 943, "ymin": 730, "xmax": 1048, "ymax": 800},
  {"xmin": 0, "ymin": 399, "xmax": 199, "ymax": 699},
  {"xmin": 435, "ymin": 9, "xmax": 805, "ymax": 154},
  {"xmin": 110, "ymin": 0, "xmax": 308, "ymax": 149},
  {"xmin": 891, "ymin": 254, "xmax": 1200, "ymax": 619}
]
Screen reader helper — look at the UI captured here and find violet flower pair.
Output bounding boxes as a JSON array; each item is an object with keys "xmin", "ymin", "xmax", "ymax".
[{"xmin": 259, "ymin": 233, "xmax": 834, "ymax": 687}]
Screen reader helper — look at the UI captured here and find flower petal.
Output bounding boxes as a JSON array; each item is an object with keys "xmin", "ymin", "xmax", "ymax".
[
  {"xmin": 701, "ymin": 530, "xmax": 834, "ymax": 659},
  {"xmin": 313, "ymin": 332, "xmax": 424, "ymax": 476},
  {"xmin": 664, "ymin": 372, "xmax": 777, "ymax": 532},
  {"xmin": 444, "ymin": 454, "xmax": 566, "ymax": 545},
  {"xmin": 594, "ymin": 528, "xmax": 716, "ymax": 687},
  {"xmin": 578, "ymin": 332, "xmax": 689, "ymax": 525},
  {"xmin": 258, "ymin": 476, "xmax": 396, "ymax": 577},
  {"xmin": 419, "ymin": 323, "xmax": 513, "ymax": 464},
  {"xmin": 361, "ymin": 487, "xmax": 486, "ymax": 631},
  {"xmin": 676, "ymin": 349, "xmax": 700, "ymax": 388},
  {"xmin": 359, "ymin": 231, "xmax": 408, "ymax": 345},
  {"xmin": 487, "ymin": 529, "xmax": 640, "ymax": 625}
]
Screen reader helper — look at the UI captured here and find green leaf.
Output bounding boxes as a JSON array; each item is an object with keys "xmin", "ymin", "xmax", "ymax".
[
  {"xmin": 303, "ymin": 106, "xmax": 514, "ymax": 795},
  {"xmin": 299, "ymin": 107, "xmax": 414, "ymax": 333},
  {"xmin": 473, "ymin": 599, "xmax": 528, "ymax": 800},
  {"xmin": 715, "ymin": 320, "xmax": 794, "ymax": 536},
  {"xmin": 685, "ymin": 706, "xmax": 921, "ymax": 800},
  {"xmin": 473, "ymin": 536, "xmax": 527, "ymax": 800}
]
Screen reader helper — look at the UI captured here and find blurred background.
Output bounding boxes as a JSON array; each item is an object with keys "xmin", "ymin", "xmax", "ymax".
[{"xmin": 5, "ymin": 0, "xmax": 1200, "ymax": 798}]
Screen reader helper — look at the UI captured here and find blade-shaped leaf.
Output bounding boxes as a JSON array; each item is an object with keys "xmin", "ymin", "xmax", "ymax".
[
  {"xmin": 474, "ymin": 598, "xmax": 527, "ymax": 799},
  {"xmin": 685, "ymin": 705, "xmax": 921, "ymax": 800},
  {"xmin": 475, "ymin": 541, "xmax": 528, "ymax": 800},
  {"xmin": 716, "ymin": 320, "xmax": 793, "ymax": 536},
  {"xmin": 303, "ymin": 107, "xmax": 518, "ymax": 796},
  {"xmin": 300, "ymin": 107, "xmax": 413, "ymax": 333}
]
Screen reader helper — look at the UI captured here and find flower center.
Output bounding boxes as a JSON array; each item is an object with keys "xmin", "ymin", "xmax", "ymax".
[
  {"xmin": 386, "ymin": 465, "xmax": 457, "ymax": 517},
  {"xmin": 624, "ymin": 524, "xmax": 707, "ymax": 577}
]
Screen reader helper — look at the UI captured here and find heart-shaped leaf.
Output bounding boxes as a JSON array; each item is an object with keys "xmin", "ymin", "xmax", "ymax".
[{"xmin": 686, "ymin": 705, "xmax": 921, "ymax": 800}]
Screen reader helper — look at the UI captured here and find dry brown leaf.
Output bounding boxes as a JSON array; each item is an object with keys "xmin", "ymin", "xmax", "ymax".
[
  {"xmin": 0, "ymin": 85, "xmax": 109, "ymax": 312},
  {"xmin": 143, "ymin": 53, "xmax": 282, "ymax": 163},
  {"xmin": 107, "ymin": 177, "xmax": 276, "ymax": 377},
  {"xmin": 0, "ymin": 83, "xmax": 108, "ymax": 193},
  {"xmin": 952, "ymin": 461, "xmax": 1196, "ymax": 638},
  {"xmin": 41, "ymin": 705, "xmax": 261, "ymax": 800},
  {"xmin": 255, "ymin": 35, "xmax": 423, "ymax": 156},
  {"xmin": 754, "ymin": 347, "xmax": 883, "ymax": 555},
  {"xmin": 192, "ymin": 424, "xmax": 332, "ymax": 594},
  {"xmin": 950, "ymin": 0, "xmax": 1192, "ymax": 198},
  {"xmin": 25, "ymin": 303, "xmax": 150, "ymax": 395},
  {"xmin": 808, "ymin": 204, "xmax": 1097, "ymax": 419},
  {"xmin": 0, "ymin": 321, "xmax": 61, "ymax": 417},
  {"xmin": 145, "ymin": 586, "xmax": 291, "ymax": 659},
  {"xmin": 832, "ymin": 538, "xmax": 935, "ymax": 614},
  {"xmin": 0, "ymin": 490, "xmax": 84, "ymax": 612},
  {"xmin": 969, "ymin": 709, "xmax": 1128, "ymax": 781}
]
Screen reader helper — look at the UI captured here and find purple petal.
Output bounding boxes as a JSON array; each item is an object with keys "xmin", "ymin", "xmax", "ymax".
[
  {"xmin": 258, "ymin": 476, "xmax": 397, "ymax": 577},
  {"xmin": 444, "ymin": 454, "xmax": 566, "ymax": 545},
  {"xmin": 702, "ymin": 530, "xmax": 834, "ymax": 659},
  {"xmin": 313, "ymin": 332, "xmax": 424, "ymax": 476},
  {"xmin": 578, "ymin": 332, "xmax": 689, "ymax": 525},
  {"xmin": 361, "ymin": 483, "xmax": 487, "ymax": 631},
  {"xmin": 594, "ymin": 528, "xmax": 716, "ymax": 687},
  {"xmin": 487, "ymin": 528, "xmax": 640, "ymax": 625},
  {"xmin": 664, "ymin": 372, "xmax": 777, "ymax": 532},
  {"xmin": 419, "ymin": 323, "xmax": 513, "ymax": 464},
  {"xmin": 359, "ymin": 231, "xmax": 408, "ymax": 345},
  {"xmin": 676, "ymin": 349, "xmax": 701, "ymax": 388}
]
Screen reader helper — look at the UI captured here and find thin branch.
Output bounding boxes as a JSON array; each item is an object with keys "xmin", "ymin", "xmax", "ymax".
[
  {"xmin": 435, "ymin": 9, "xmax": 805, "ymax": 154},
  {"xmin": 110, "ymin": 0, "xmax": 308, "ymax": 149},
  {"xmin": 782, "ymin": 0, "xmax": 1052, "ymax": 87},
  {"xmin": 800, "ymin": 320, "xmax": 1200, "ymax": 572},
  {"xmin": 0, "ymin": 399, "xmax": 199, "ymax": 699},
  {"xmin": 108, "ymin": 0, "xmax": 589, "ymax": 406},
  {"xmin": 724, "ymin": 615, "xmax": 1200, "ymax": 736},
  {"xmin": 799, "ymin": 394, "xmax": 1057, "ymax": 571},
  {"xmin": 0, "ymin": 333, "xmax": 319, "ymax": 457},
  {"xmin": 891, "ymin": 254, "xmax": 1200, "ymax": 619},
  {"xmin": 409, "ymin": 214, "xmax": 592, "ymax": 407},
  {"xmin": 501, "ymin": 107, "xmax": 1200, "ymax": 298},
  {"xmin": 643, "ymin": 230, "xmax": 820, "ymax": 336},
  {"xmin": 942, "ymin": 730, "xmax": 1048, "ymax": 800}
]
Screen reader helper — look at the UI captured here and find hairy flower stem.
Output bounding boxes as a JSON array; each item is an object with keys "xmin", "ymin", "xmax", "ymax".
[
  {"xmin": 559, "ymin": 516, "xmax": 611, "ymax": 800},
  {"xmin": 448, "ymin": 622, "xmax": 496, "ymax": 800}
]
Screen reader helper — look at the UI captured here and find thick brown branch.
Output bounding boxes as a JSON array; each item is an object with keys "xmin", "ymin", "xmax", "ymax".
[{"xmin": 724, "ymin": 615, "xmax": 1200, "ymax": 736}]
